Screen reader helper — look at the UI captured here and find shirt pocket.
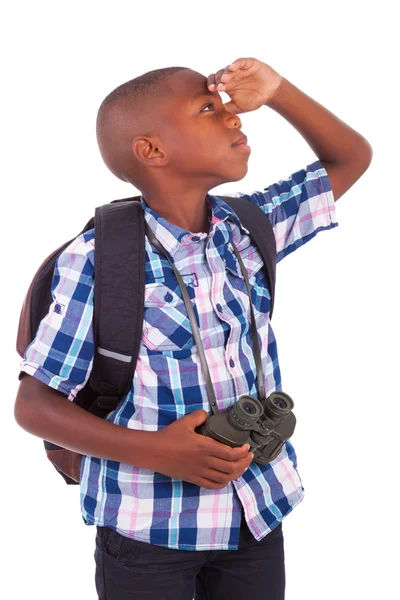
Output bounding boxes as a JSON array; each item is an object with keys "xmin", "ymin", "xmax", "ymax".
[
  {"xmin": 225, "ymin": 241, "xmax": 271, "ymax": 320},
  {"xmin": 142, "ymin": 280, "xmax": 197, "ymax": 353}
]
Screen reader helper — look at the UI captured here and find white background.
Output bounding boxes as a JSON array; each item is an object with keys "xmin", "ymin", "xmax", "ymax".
[{"xmin": 2, "ymin": 0, "xmax": 399, "ymax": 598}]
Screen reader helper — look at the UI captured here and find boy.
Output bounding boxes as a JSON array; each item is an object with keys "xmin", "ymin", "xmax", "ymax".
[{"xmin": 15, "ymin": 57, "xmax": 372, "ymax": 600}]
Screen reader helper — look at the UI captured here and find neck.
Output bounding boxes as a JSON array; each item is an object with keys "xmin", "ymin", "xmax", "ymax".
[{"xmin": 141, "ymin": 184, "xmax": 212, "ymax": 234}]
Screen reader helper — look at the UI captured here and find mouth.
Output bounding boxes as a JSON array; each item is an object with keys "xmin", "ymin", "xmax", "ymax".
[{"xmin": 232, "ymin": 133, "xmax": 251, "ymax": 153}]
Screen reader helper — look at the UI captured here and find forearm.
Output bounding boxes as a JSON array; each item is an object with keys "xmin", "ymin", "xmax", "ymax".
[
  {"xmin": 14, "ymin": 374, "xmax": 154, "ymax": 468},
  {"xmin": 265, "ymin": 77, "xmax": 373, "ymax": 164}
]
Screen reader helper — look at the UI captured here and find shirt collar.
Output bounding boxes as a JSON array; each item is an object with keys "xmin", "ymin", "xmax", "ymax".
[
  {"xmin": 208, "ymin": 193, "xmax": 249, "ymax": 235},
  {"xmin": 141, "ymin": 193, "xmax": 249, "ymax": 256}
]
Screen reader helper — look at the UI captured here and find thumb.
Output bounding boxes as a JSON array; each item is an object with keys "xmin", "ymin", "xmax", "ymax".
[
  {"xmin": 223, "ymin": 100, "xmax": 244, "ymax": 115},
  {"xmin": 186, "ymin": 409, "xmax": 209, "ymax": 427}
]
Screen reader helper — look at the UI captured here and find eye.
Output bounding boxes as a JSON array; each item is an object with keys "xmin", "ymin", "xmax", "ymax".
[{"xmin": 200, "ymin": 103, "xmax": 214, "ymax": 113}]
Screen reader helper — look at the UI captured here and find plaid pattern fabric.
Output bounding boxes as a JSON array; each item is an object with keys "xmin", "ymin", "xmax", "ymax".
[{"xmin": 20, "ymin": 159, "xmax": 338, "ymax": 550}]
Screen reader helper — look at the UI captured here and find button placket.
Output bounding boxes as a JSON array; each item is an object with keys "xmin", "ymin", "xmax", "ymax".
[{"xmin": 207, "ymin": 245, "xmax": 229, "ymax": 324}]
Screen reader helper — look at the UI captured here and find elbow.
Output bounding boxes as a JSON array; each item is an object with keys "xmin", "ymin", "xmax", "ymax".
[
  {"xmin": 14, "ymin": 373, "xmax": 48, "ymax": 433},
  {"xmin": 14, "ymin": 373, "xmax": 70, "ymax": 434},
  {"xmin": 14, "ymin": 375, "xmax": 33, "ymax": 431},
  {"xmin": 359, "ymin": 139, "xmax": 373, "ymax": 166}
]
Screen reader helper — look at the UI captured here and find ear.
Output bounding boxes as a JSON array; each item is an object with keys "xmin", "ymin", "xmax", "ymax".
[{"xmin": 132, "ymin": 137, "xmax": 168, "ymax": 166}]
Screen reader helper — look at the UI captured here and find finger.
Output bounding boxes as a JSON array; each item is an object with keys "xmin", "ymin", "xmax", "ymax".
[
  {"xmin": 208, "ymin": 65, "xmax": 233, "ymax": 91},
  {"xmin": 205, "ymin": 441, "xmax": 249, "ymax": 461},
  {"xmin": 211, "ymin": 68, "xmax": 225, "ymax": 88},
  {"xmin": 204, "ymin": 461, "xmax": 250, "ymax": 484},
  {"xmin": 207, "ymin": 453, "xmax": 254, "ymax": 475},
  {"xmin": 198, "ymin": 477, "xmax": 226, "ymax": 490},
  {"xmin": 203, "ymin": 468, "xmax": 232, "ymax": 484},
  {"xmin": 229, "ymin": 57, "xmax": 255, "ymax": 71},
  {"xmin": 206, "ymin": 73, "xmax": 217, "ymax": 90}
]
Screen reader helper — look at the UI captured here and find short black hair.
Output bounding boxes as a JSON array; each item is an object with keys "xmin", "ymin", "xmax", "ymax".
[{"xmin": 96, "ymin": 66, "xmax": 188, "ymax": 186}]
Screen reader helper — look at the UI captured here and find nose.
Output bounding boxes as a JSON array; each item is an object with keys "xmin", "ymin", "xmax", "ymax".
[{"xmin": 224, "ymin": 110, "xmax": 242, "ymax": 130}]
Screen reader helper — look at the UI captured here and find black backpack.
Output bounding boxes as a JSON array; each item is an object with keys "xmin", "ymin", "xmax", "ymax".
[{"xmin": 16, "ymin": 195, "xmax": 277, "ymax": 485}]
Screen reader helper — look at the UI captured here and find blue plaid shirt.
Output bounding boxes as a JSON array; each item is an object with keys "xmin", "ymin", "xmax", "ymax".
[{"xmin": 20, "ymin": 160, "xmax": 338, "ymax": 550}]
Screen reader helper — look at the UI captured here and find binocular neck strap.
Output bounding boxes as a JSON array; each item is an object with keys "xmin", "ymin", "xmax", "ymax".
[
  {"xmin": 145, "ymin": 224, "xmax": 265, "ymax": 414},
  {"xmin": 229, "ymin": 242, "xmax": 266, "ymax": 403}
]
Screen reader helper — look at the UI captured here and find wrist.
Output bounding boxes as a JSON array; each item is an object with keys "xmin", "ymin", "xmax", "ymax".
[
  {"xmin": 264, "ymin": 76, "xmax": 290, "ymax": 109},
  {"xmin": 125, "ymin": 428, "xmax": 167, "ymax": 471},
  {"xmin": 120, "ymin": 427, "xmax": 158, "ymax": 469}
]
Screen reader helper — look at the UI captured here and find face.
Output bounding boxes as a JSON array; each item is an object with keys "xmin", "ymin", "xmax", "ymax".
[{"xmin": 148, "ymin": 69, "xmax": 250, "ymax": 187}]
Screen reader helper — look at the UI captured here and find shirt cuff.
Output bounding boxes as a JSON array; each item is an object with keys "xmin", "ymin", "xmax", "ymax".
[{"xmin": 19, "ymin": 361, "xmax": 76, "ymax": 400}]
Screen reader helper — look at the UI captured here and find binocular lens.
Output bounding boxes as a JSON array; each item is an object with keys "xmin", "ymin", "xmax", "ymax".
[
  {"xmin": 243, "ymin": 403, "xmax": 257, "ymax": 414},
  {"xmin": 228, "ymin": 395, "xmax": 264, "ymax": 430},
  {"xmin": 273, "ymin": 398, "xmax": 287, "ymax": 409},
  {"xmin": 265, "ymin": 392, "xmax": 294, "ymax": 420}
]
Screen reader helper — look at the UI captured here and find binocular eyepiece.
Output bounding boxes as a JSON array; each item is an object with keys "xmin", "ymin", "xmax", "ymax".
[{"xmin": 229, "ymin": 392, "xmax": 294, "ymax": 430}]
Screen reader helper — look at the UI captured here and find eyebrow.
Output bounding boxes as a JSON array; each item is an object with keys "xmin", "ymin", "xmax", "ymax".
[{"xmin": 191, "ymin": 89, "xmax": 218, "ymax": 102}]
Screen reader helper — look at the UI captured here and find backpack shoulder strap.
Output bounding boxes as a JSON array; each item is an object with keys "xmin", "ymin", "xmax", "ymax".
[
  {"xmin": 215, "ymin": 196, "xmax": 277, "ymax": 319},
  {"xmin": 89, "ymin": 198, "xmax": 145, "ymax": 415}
]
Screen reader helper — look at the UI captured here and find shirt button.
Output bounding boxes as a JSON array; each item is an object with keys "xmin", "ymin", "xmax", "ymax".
[
  {"xmin": 216, "ymin": 303, "xmax": 223, "ymax": 312},
  {"xmin": 164, "ymin": 292, "xmax": 173, "ymax": 302},
  {"xmin": 229, "ymin": 358, "xmax": 235, "ymax": 368},
  {"xmin": 191, "ymin": 235, "xmax": 200, "ymax": 242}
]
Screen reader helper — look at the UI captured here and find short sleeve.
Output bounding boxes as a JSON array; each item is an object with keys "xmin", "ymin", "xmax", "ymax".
[
  {"xmin": 19, "ymin": 230, "xmax": 95, "ymax": 401},
  {"xmin": 233, "ymin": 160, "xmax": 338, "ymax": 264}
]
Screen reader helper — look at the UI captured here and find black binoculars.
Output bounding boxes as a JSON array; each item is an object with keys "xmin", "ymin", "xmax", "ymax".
[{"xmin": 195, "ymin": 392, "xmax": 296, "ymax": 465}]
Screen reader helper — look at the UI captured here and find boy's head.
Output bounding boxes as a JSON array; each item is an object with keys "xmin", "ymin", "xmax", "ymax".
[{"xmin": 96, "ymin": 67, "xmax": 248, "ymax": 194}]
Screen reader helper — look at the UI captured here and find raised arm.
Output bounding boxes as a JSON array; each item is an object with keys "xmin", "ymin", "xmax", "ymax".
[
  {"xmin": 265, "ymin": 77, "xmax": 373, "ymax": 201},
  {"xmin": 208, "ymin": 57, "xmax": 373, "ymax": 202}
]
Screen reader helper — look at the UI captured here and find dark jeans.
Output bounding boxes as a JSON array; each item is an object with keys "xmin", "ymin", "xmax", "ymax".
[{"xmin": 94, "ymin": 512, "xmax": 285, "ymax": 600}]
